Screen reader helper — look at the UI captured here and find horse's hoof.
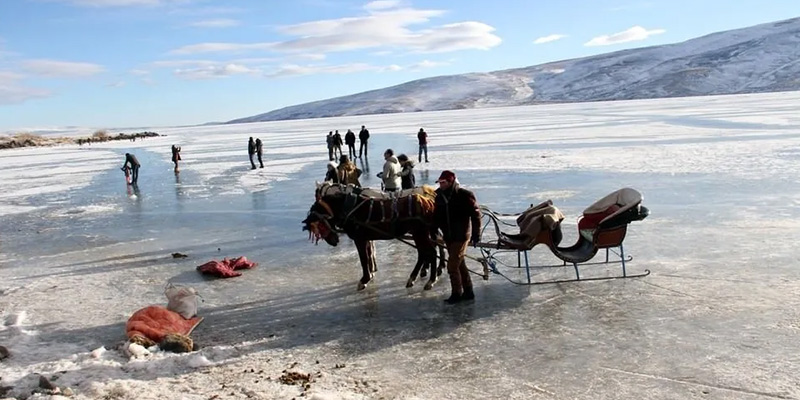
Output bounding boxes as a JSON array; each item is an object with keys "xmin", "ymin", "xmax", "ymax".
[
  {"xmin": 420, "ymin": 270, "xmax": 428, "ymax": 278},
  {"xmin": 357, "ymin": 282, "xmax": 367, "ymax": 291},
  {"xmin": 424, "ymin": 282, "xmax": 434, "ymax": 291},
  {"xmin": 406, "ymin": 280, "xmax": 414, "ymax": 288}
]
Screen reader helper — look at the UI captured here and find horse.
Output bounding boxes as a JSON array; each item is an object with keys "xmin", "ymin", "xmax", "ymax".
[{"xmin": 302, "ymin": 183, "xmax": 445, "ymax": 291}]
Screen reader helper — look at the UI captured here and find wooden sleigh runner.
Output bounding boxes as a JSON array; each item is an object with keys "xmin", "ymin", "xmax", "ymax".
[{"xmin": 473, "ymin": 188, "xmax": 650, "ymax": 285}]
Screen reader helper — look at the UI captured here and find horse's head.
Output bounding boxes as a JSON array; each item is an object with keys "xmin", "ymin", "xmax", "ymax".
[{"xmin": 302, "ymin": 198, "xmax": 340, "ymax": 247}]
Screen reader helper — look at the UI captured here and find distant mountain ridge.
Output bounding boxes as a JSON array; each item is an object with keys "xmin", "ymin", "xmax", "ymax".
[{"xmin": 228, "ymin": 17, "xmax": 800, "ymax": 124}]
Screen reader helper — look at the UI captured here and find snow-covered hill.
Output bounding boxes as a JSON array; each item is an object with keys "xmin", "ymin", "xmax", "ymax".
[{"xmin": 228, "ymin": 17, "xmax": 800, "ymax": 124}]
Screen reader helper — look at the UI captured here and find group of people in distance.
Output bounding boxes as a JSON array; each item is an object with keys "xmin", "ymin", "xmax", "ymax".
[
  {"xmin": 248, "ymin": 137, "xmax": 265, "ymax": 169},
  {"xmin": 327, "ymin": 125, "xmax": 371, "ymax": 161}
]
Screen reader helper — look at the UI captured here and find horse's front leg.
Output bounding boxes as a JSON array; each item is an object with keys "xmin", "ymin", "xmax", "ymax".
[
  {"xmin": 423, "ymin": 246, "xmax": 439, "ymax": 290},
  {"xmin": 369, "ymin": 241, "xmax": 377, "ymax": 273},
  {"xmin": 354, "ymin": 239, "xmax": 374, "ymax": 291},
  {"xmin": 436, "ymin": 243, "xmax": 446, "ymax": 277}
]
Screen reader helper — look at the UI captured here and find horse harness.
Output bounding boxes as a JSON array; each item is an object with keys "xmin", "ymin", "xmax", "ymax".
[{"xmin": 317, "ymin": 190, "xmax": 425, "ymax": 233}]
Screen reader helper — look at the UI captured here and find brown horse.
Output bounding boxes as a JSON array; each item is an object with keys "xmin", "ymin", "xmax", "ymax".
[{"xmin": 303, "ymin": 183, "xmax": 444, "ymax": 291}]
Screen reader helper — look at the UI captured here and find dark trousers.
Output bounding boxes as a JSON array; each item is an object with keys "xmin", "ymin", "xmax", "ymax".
[
  {"xmin": 328, "ymin": 147, "xmax": 334, "ymax": 161},
  {"xmin": 333, "ymin": 145, "xmax": 342, "ymax": 159},
  {"xmin": 249, "ymin": 153, "xmax": 256, "ymax": 169},
  {"xmin": 257, "ymin": 153, "xmax": 263, "ymax": 168},
  {"xmin": 347, "ymin": 144, "xmax": 356, "ymax": 159},
  {"xmin": 445, "ymin": 240, "xmax": 472, "ymax": 296},
  {"xmin": 131, "ymin": 165, "xmax": 140, "ymax": 184},
  {"xmin": 359, "ymin": 141, "xmax": 368, "ymax": 158},
  {"xmin": 418, "ymin": 144, "xmax": 428, "ymax": 162}
]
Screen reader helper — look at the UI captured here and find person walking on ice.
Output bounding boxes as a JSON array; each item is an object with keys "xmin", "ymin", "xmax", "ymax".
[{"xmin": 248, "ymin": 137, "xmax": 257, "ymax": 170}]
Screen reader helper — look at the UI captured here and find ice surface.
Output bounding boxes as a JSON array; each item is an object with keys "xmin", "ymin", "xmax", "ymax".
[{"xmin": 1, "ymin": 91, "xmax": 800, "ymax": 399}]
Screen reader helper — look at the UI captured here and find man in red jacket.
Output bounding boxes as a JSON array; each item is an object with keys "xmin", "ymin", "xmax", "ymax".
[{"xmin": 433, "ymin": 170, "xmax": 481, "ymax": 304}]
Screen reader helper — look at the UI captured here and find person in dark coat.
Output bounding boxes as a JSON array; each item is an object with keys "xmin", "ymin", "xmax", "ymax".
[
  {"xmin": 171, "ymin": 145, "xmax": 181, "ymax": 173},
  {"xmin": 344, "ymin": 129, "xmax": 357, "ymax": 160},
  {"xmin": 358, "ymin": 125, "xmax": 370, "ymax": 159},
  {"xmin": 397, "ymin": 154, "xmax": 415, "ymax": 190},
  {"xmin": 324, "ymin": 162, "xmax": 340, "ymax": 183},
  {"xmin": 248, "ymin": 137, "xmax": 256, "ymax": 169},
  {"xmin": 122, "ymin": 153, "xmax": 141, "ymax": 184},
  {"xmin": 433, "ymin": 170, "xmax": 481, "ymax": 304},
  {"xmin": 255, "ymin": 138, "xmax": 264, "ymax": 168},
  {"xmin": 326, "ymin": 131, "xmax": 334, "ymax": 161},
  {"xmin": 417, "ymin": 128, "xmax": 429, "ymax": 163},
  {"xmin": 332, "ymin": 130, "xmax": 343, "ymax": 159}
]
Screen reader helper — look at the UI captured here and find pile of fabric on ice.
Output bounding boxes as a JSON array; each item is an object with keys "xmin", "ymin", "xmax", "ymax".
[{"xmin": 196, "ymin": 256, "xmax": 257, "ymax": 278}]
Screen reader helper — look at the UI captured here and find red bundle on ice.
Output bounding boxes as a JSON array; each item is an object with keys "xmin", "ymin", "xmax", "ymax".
[{"xmin": 196, "ymin": 256, "xmax": 258, "ymax": 278}]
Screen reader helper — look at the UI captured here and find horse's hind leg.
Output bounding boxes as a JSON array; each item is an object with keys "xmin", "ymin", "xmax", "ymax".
[
  {"xmin": 355, "ymin": 239, "xmax": 374, "ymax": 291},
  {"xmin": 406, "ymin": 248, "xmax": 426, "ymax": 288}
]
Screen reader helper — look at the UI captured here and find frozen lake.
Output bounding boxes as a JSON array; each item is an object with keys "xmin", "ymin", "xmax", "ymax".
[{"xmin": 1, "ymin": 91, "xmax": 800, "ymax": 399}]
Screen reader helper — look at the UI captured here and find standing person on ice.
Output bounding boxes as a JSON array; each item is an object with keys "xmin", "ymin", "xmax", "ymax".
[
  {"xmin": 345, "ymin": 129, "xmax": 357, "ymax": 160},
  {"xmin": 255, "ymin": 138, "xmax": 264, "ymax": 168},
  {"xmin": 433, "ymin": 170, "xmax": 481, "ymax": 304},
  {"xmin": 248, "ymin": 137, "xmax": 257, "ymax": 170},
  {"xmin": 397, "ymin": 154, "xmax": 415, "ymax": 190},
  {"xmin": 326, "ymin": 131, "xmax": 335, "ymax": 161},
  {"xmin": 358, "ymin": 125, "xmax": 370, "ymax": 159},
  {"xmin": 378, "ymin": 148, "xmax": 401, "ymax": 192},
  {"xmin": 171, "ymin": 145, "xmax": 181, "ymax": 174},
  {"xmin": 417, "ymin": 128, "xmax": 429, "ymax": 163},
  {"xmin": 332, "ymin": 130, "xmax": 344, "ymax": 160}
]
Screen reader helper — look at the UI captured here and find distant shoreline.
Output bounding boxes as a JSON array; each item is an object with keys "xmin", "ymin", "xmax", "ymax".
[{"xmin": 0, "ymin": 130, "xmax": 162, "ymax": 150}]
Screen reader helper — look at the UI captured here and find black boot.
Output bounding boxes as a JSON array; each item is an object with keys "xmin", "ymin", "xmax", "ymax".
[
  {"xmin": 461, "ymin": 288, "xmax": 475, "ymax": 301},
  {"xmin": 444, "ymin": 293, "xmax": 462, "ymax": 304}
]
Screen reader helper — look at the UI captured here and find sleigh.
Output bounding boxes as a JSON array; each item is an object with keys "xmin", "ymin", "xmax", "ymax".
[{"xmin": 472, "ymin": 188, "xmax": 650, "ymax": 285}]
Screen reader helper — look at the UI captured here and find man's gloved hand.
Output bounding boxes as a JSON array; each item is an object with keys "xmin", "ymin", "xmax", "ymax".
[
  {"xmin": 470, "ymin": 233, "xmax": 480, "ymax": 247},
  {"xmin": 376, "ymin": 172, "xmax": 383, "ymax": 178}
]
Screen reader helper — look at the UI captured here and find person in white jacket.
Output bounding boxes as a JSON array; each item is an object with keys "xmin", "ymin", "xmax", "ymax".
[{"xmin": 378, "ymin": 148, "xmax": 402, "ymax": 192}]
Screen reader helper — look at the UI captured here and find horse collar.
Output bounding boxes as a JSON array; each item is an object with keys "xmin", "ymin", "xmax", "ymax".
[{"xmin": 318, "ymin": 199, "xmax": 335, "ymax": 218}]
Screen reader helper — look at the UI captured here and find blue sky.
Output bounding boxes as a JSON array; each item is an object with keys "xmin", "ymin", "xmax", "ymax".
[{"xmin": 0, "ymin": 0, "xmax": 798, "ymax": 130}]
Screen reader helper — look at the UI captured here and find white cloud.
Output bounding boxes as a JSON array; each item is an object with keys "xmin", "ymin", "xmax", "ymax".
[
  {"xmin": 408, "ymin": 59, "xmax": 448, "ymax": 71},
  {"xmin": 0, "ymin": 71, "xmax": 51, "ymax": 104},
  {"xmin": 266, "ymin": 63, "xmax": 401, "ymax": 78},
  {"xmin": 584, "ymin": 26, "xmax": 665, "ymax": 46},
  {"xmin": 23, "ymin": 59, "xmax": 105, "ymax": 77},
  {"xmin": 151, "ymin": 59, "xmax": 219, "ymax": 68},
  {"xmin": 188, "ymin": 19, "xmax": 240, "ymax": 28},
  {"xmin": 129, "ymin": 69, "xmax": 150, "ymax": 76},
  {"xmin": 106, "ymin": 80, "xmax": 125, "ymax": 87},
  {"xmin": 171, "ymin": 42, "xmax": 275, "ymax": 55},
  {"xmin": 533, "ymin": 34, "xmax": 567, "ymax": 44},
  {"xmin": 172, "ymin": 6, "xmax": 501, "ymax": 55},
  {"xmin": 364, "ymin": 0, "xmax": 402, "ymax": 11},
  {"xmin": 174, "ymin": 63, "xmax": 259, "ymax": 80},
  {"xmin": 168, "ymin": 6, "xmax": 243, "ymax": 15}
]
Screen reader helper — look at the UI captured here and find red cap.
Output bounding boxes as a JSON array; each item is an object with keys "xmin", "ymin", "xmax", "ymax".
[{"xmin": 436, "ymin": 170, "xmax": 456, "ymax": 183}]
